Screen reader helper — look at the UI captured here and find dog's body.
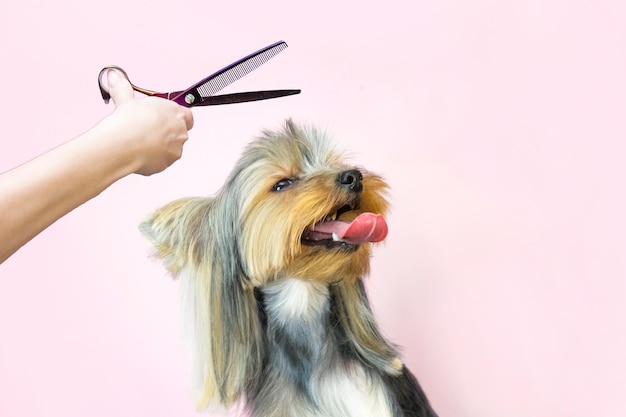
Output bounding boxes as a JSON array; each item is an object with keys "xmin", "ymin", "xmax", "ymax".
[{"xmin": 141, "ymin": 120, "xmax": 437, "ymax": 417}]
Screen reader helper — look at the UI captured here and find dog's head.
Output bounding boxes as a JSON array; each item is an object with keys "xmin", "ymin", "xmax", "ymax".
[
  {"xmin": 143, "ymin": 119, "xmax": 389, "ymax": 284},
  {"xmin": 140, "ymin": 120, "xmax": 396, "ymax": 409},
  {"xmin": 232, "ymin": 120, "xmax": 389, "ymax": 284}
]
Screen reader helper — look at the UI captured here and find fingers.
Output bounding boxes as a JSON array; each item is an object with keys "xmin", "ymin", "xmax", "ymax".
[
  {"xmin": 107, "ymin": 69, "xmax": 135, "ymax": 106},
  {"xmin": 105, "ymin": 68, "xmax": 193, "ymax": 132},
  {"xmin": 181, "ymin": 107, "xmax": 194, "ymax": 131}
]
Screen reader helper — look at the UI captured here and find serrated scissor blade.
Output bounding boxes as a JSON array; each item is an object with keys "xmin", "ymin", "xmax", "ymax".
[{"xmin": 171, "ymin": 41, "xmax": 289, "ymax": 106}]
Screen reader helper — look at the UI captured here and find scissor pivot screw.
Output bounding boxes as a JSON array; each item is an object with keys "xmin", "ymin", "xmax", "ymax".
[{"xmin": 185, "ymin": 93, "xmax": 196, "ymax": 104}]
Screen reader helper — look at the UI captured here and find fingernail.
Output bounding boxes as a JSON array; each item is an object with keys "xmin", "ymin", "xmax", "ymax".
[{"xmin": 107, "ymin": 69, "xmax": 121, "ymax": 87}]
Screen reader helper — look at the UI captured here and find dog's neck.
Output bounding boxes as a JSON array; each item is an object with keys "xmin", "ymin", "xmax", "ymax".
[
  {"xmin": 253, "ymin": 278, "xmax": 393, "ymax": 417},
  {"xmin": 261, "ymin": 278, "xmax": 329, "ymax": 325},
  {"xmin": 259, "ymin": 278, "xmax": 331, "ymax": 382},
  {"xmin": 256, "ymin": 278, "xmax": 333, "ymax": 411}
]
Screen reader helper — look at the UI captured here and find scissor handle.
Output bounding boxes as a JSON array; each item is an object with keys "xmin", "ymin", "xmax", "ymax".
[{"xmin": 98, "ymin": 66, "xmax": 168, "ymax": 103}]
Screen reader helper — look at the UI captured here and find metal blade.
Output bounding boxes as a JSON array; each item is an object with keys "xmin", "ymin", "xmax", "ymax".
[
  {"xmin": 171, "ymin": 41, "xmax": 289, "ymax": 106},
  {"xmin": 194, "ymin": 89, "xmax": 301, "ymax": 106}
]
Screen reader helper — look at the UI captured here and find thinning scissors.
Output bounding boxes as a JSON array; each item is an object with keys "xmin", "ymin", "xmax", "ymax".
[{"xmin": 98, "ymin": 40, "xmax": 300, "ymax": 107}]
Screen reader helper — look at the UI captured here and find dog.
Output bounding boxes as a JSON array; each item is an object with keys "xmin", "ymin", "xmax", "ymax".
[{"xmin": 140, "ymin": 120, "xmax": 437, "ymax": 417}]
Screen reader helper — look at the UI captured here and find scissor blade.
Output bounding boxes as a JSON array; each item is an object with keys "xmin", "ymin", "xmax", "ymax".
[
  {"xmin": 172, "ymin": 41, "xmax": 289, "ymax": 106},
  {"xmin": 194, "ymin": 89, "xmax": 301, "ymax": 106}
]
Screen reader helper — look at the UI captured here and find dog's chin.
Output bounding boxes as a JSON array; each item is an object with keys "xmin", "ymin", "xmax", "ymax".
[{"xmin": 301, "ymin": 237, "xmax": 360, "ymax": 253}]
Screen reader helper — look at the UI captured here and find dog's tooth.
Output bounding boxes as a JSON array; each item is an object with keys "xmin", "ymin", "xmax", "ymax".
[
  {"xmin": 332, "ymin": 232, "xmax": 340, "ymax": 241},
  {"xmin": 324, "ymin": 211, "xmax": 339, "ymax": 222}
]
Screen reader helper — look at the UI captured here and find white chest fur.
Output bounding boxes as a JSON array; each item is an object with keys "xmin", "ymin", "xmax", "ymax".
[
  {"xmin": 260, "ymin": 279, "xmax": 393, "ymax": 417},
  {"xmin": 262, "ymin": 278, "xmax": 330, "ymax": 323}
]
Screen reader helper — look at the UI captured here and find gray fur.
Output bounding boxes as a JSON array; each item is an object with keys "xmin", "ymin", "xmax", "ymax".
[{"xmin": 140, "ymin": 120, "xmax": 437, "ymax": 416}]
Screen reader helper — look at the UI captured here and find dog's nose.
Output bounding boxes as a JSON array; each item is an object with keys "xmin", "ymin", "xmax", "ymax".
[{"xmin": 337, "ymin": 169, "xmax": 363, "ymax": 193}]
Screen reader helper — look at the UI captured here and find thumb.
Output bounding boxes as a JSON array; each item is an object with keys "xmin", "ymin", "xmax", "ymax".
[{"xmin": 107, "ymin": 69, "xmax": 134, "ymax": 106}]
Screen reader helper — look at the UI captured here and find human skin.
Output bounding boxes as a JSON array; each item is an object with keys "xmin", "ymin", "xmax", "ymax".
[{"xmin": 0, "ymin": 70, "xmax": 194, "ymax": 264}]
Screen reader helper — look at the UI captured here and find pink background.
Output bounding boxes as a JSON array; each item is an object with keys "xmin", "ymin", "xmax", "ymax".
[{"xmin": 1, "ymin": 1, "xmax": 625, "ymax": 416}]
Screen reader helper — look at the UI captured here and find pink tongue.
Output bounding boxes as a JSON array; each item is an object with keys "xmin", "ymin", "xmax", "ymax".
[{"xmin": 312, "ymin": 213, "xmax": 388, "ymax": 245}]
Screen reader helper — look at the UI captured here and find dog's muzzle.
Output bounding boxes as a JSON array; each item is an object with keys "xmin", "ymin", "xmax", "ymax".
[{"xmin": 301, "ymin": 170, "xmax": 387, "ymax": 250}]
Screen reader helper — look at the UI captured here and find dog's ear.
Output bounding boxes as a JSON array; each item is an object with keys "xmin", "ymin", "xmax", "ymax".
[
  {"xmin": 180, "ymin": 261, "xmax": 262, "ymax": 411},
  {"xmin": 140, "ymin": 196, "xmax": 262, "ymax": 409},
  {"xmin": 330, "ymin": 279, "xmax": 404, "ymax": 376},
  {"xmin": 139, "ymin": 197, "xmax": 215, "ymax": 275}
]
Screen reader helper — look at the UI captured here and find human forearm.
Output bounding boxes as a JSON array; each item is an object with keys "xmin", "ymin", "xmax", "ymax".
[
  {"xmin": 0, "ymin": 121, "xmax": 140, "ymax": 263},
  {"xmin": 0, "ymin": 69, "xmax": 193, "ymax": 264}
]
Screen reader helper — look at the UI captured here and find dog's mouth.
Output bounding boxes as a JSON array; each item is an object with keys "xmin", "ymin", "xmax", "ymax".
[{"xmin": 301, "ymin": 201, "xmax": 388, "ymax": 251}]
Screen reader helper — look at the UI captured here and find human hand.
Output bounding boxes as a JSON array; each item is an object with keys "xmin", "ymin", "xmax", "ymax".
[
  {"xmin": 0, "ymin": 69, "xmax": 195, "ymax": 264},
  {"xmin": 104, "ymin": 69, "xmax": 194, "ymax": 176}
]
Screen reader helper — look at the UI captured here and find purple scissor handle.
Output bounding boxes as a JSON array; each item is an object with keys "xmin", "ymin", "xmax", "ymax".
[{"xmin": 98, "ymin": 41, "xmax": 300, "ymax": 107}]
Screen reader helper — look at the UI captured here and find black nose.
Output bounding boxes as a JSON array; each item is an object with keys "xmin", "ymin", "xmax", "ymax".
[{"xmin": 337, "ymin": 169, "xmax": 363, "ymax": 193}]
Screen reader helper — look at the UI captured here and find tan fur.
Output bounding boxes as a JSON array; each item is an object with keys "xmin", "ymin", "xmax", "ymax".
[{"xmin": 140, "ymin": 120, "xmax": 400, "ymax": 410}]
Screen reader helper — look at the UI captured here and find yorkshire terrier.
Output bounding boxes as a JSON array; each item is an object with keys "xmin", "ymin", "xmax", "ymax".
[{"xmin": 140, "ymin": 120, "xmax": 437, "ymax": 417}]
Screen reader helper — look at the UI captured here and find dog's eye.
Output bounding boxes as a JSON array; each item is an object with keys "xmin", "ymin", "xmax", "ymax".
[{"xmin": 272, "ymin": 178, "xmax": 294, "ymax": 192}]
